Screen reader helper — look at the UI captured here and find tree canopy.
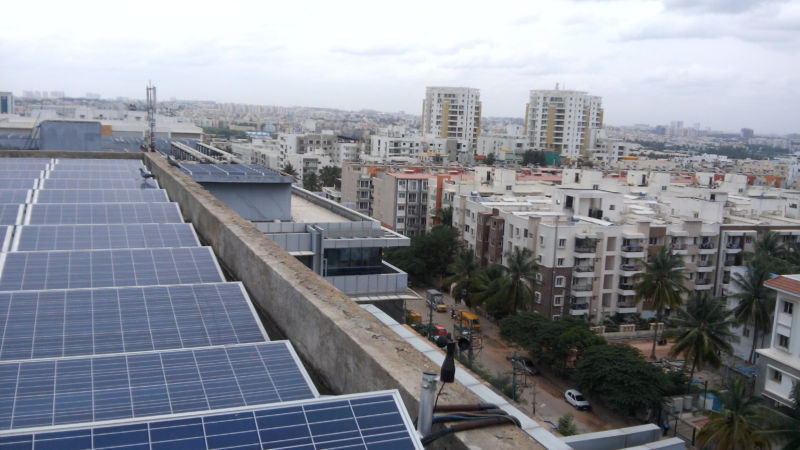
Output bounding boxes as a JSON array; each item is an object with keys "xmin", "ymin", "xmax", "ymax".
[{"xmin": 384, "ymin": 225, "xmax": 460, "ymax": 283}]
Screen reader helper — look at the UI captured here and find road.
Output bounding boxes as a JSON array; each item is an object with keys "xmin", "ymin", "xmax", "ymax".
[{"xmin": 407, "ymin": 289, "xmax": 634, "ymax": 434}]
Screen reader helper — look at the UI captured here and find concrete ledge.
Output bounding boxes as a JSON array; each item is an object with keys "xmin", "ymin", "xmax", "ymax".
[
  {"xmin": 144, "ymin": 153, "xmax": 544, "ymax": 449},
  {"xmin": 562, "ymin": 424, "xmax": 664, "ymax": 450}
]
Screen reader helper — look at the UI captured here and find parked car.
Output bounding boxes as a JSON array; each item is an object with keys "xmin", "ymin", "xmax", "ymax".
[
  {"xmin": 565, "ymin": 389, "xmax": 591, "ymax": 410},
  {"xmin": 432, "ymin": 324, "xmax": 447, "ymax": 337}
]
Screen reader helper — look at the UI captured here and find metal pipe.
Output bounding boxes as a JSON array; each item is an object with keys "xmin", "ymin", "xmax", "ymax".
[{"xmin": 417, "ymin": 371, "xmax": 438, "ymax": 438}]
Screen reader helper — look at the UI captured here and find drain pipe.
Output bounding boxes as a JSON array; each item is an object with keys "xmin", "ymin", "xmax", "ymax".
[{"xmin": 417, "ymin": 371, "xmax": 438, "ymax": 438}]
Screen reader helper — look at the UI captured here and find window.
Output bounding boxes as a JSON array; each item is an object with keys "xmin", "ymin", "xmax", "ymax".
[
  {"xmin": 465, "ymin": 224, "xmax": 470, "ymax": 232},
  {"xmin": 745, "ymin": 236, "xmax": 753, "ymax": 244},
  {"xmin": 537, "ymin": 254, "xmax": 543, "ymax": 263},
  {"xmin": 397, "ymin": 217, "xmax": 405, "ymax": 223},
  {"xmin": 555, "ymin": 276, "xmax": 565, "ymax": 287},
  {"xmin": 535, "ymin": 273, "xmax": 543, "ymax": 282},
  {"xmin": 779, "ymin": 334, "xmax": 790, "ymax": 348},
  {"xmin": 558, "ymin": 239, "xmax": 566, "ymax": 248},
  {"xmin": 552, "ymin": 315, "xmax": 561, "ymax": 320},
  {"xmin": 535, "ymin": 292, "xmax": 542, "ymax": 303},
  {"xmin": 773, "ymin": 369, "xmax": 783, "ymax": 382},
  {"xmin": 398, "ymin": 205, "xmax": 405, "ymax": 211},
  {"xmin": 649, "ymin": 237, "xmax": 658, "ymax": 245},
  {"xmin": 554, "ymin": 295, "xmax": 563, "ymax": 306},
  {"xmin": 661, "ymin": 185, "xmax": 667, "ymax": 191},
  {"xmin": 609, "ymin": 205, "xmax": 615, "ymax": 210},
  {"xmin": 557, "ymin": 258, "xmax": 565, "ymax": 266},
  {"xmin": 539, "ymin": 235, "xmax": 544, "ymax": 245},
  {"xmin": 524, "ymin": 229, "xmax": 528, "ymax": 238},
  {"xmin": 784, "ymin": 301, "xmax": 794, "ymax": 315},
  {"xmin": 506, "ymin": 185, "xmax": 512, "ymax": 191}
]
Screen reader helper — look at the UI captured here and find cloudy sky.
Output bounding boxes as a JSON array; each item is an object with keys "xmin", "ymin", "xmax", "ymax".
[{"xmin": 2, "ymin": 0, "xmax": 798, "ymax": 134}]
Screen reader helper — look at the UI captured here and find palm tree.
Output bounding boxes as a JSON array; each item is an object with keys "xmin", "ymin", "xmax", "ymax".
[
  {"xmin": 495, "ymin": 247, "xmax": 538, "ymax": 316},
  {"xmin": 469, "ymin": 264, "xmax": 506, "ymax": 313},
  {"xmin": 634, "ymin": 246, "xmax": 688, "ymax": 360},
  {"xmin": 668, "ymin": 292, "xmax": 737, "ymax": 388},
  {"xmin": 731, "ymin": 261, "xmax": 776, "ymax": 363},
  {"xmin": 443, "ymin": 248, "xmax": 480, "ymax": 304},
  {"xmin": 696, "ymin": 378, "xmax": 770, "ymax": 450},
  {"xmin": 282, "ymin": 163, "xmax": 298, "ymax": 180},
  {"xmin": 434, "ymin": 207, "xmax": 453, "ymax": 227},
  {"xmin": 761, "ymin": 382, "xmax": 800, "ymax": 449},
  {"xmin": 319, "ymin": 166, "xmax": 341, "ymax": 188},
  {"xmin": 751, "ymin": 230, "xmax": 789, "ymax": 273}
]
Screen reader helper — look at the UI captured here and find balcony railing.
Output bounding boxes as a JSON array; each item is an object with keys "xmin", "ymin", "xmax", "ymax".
[
  {"xmin": 695, "ymin": 279, "xmax": 711, "ymax": 286},
  {"xmin": 622, "ymin": 245, "xmax": 643, "ymax": 252},
  {"xmin": 572, "ymin": 283, "xmax": 593, "ymax": 292},
  {"xmin": 620, "ymin": 264, "xmax": 640, "ymax": 271},
  {"xmin": 575, "ymin": 246, "xmax": 596, "ymax": 253},
  {"xmin": 669, "ymin": 243, "xmax": 686, "ymax": 250},
  {"xmin": 697, "ymin": 261, "xmax": 712, "ymax": 267},
  {"xmin": 570, "ymin": 302, "xmax": 589, "ymax": 310},
  {"xmin": 574, "ymin": 266, "xmax": 594, "ymax": 272},
  {"xmin": 619, "ymin": 283, "xmax": 635, "ymax": 290},
  {"xmin": 700, "ymin": 242, "xmax": 715, "ymax": 249},
  {"xmin": 726, "ymin": 242, "xmax": 741, "ymax": 249}
]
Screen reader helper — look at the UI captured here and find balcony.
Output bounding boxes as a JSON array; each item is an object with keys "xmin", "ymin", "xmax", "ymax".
[
  {"xmin": 575, "ymin": 243, "xmax": 597, "ymax": 256},
  {"xmin": 695, "ymin": 279, "xmax": 712, "ymax": 290},
  {"xmin": 616, "ymin": 304, "xmax": 638, "ymax": 314},
  {"xmin": 725, "ymin": 242, "xmax": 742, "ymax": 254},
  {"xmin": 620, "ymin": 264, "xmax": 643, "ymax": 275},
  {"xmin": 573, "ymin": 266, "xmax": 595, "ymax": 278},
  {"xmin": 569, "ymin": 302, "xmax": 590, "ymax": 315},
  {"xmin": 699, "ymin": 242, "xmax": 716, "ymax": 254},
  {"xmin": 697, "ymin": 262, "xmax": 715, "ymax": 272},
  {"xmin": 621, "ymin": 245, "xmax": 646, "ymax": 258},
  {"xmin": 618, "ymin": 283, "xmax": 636, "ymax": 296},
  {"xmin": 670, "ymin": 243, "xmax": 688, "ymax": 255},
  {"xmin": 572, "ymin": 283, "xmax": 593, "ymax": 297}
]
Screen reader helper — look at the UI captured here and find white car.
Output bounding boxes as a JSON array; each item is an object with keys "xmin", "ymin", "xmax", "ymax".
[{"xmin": 565, "ymin": 389, "xmax": 591, "ymax": 411}]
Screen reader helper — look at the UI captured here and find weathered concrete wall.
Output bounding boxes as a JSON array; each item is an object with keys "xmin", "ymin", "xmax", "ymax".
[
  {"xmin": 561, "ymin": 424, "xmax": 665, "ymax": 450},
  {"xmin": 144, "ymin": 153, "xmax": 544, "ymax": 450}
]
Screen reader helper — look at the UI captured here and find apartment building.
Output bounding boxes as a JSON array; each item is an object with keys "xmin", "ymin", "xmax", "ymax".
[
  {"xmin": 476, "ymin": 134, "xmax": 528, "ymax": 159},
  {"xmin": 421, "ymin": 87, "xmax": 481, "ymax": 162},
  {"xmin": 757, "ymin": 275, "xmax": 800, "ymax": 408},
  {"xmin": 372, "ymin": 171, "xmax": 431, "ymax": 235},
  {"xmin": 524, "ymin": 88, "xmax": 603, "ymax": 161},
  {"xmin": 277, "ymin": 133, "xmax": 335, "ymax": 178}
]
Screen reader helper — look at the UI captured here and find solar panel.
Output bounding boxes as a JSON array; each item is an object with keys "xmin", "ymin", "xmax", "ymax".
[
  {"xmin": 0, "ymin": 204, "xmax": 24, "ymax": 225},
  {"xmin": 0, "ymin": 189, "xmax": 31, "ymax": 204},
  {"xmin": 13, "ymin": 224, "xmax": 199, "ymax": 251},
  {"xmin": 0, "ymin": 247, "xmax": 224, "ymax": 291},
  {"xmin": 0, "ymin": 179, "xmax": 37, "ymax": 189},
  {"xmin": 47, "ymin": 170, "xmax": 144, "ymax": 180},
  {"xmin": 0, "ymin": 163, "xmax": 50, "ymax": 171},
  {"xmin": 55, "ymin": 159, "xmax": 144, "ymax": 167},
  {"xmin": 0, "ymin": 282, "xmax": 268, "ymax": 360},
  {"xmin": 40, "ymin": 179, "xmax": 159, "ymax": 190},
  {"xmin": 26, "ymin": 203, "xmax": 182, "ymax": 225},
  {"xmin": 0, "ymin": 170, "xmax": 44, "ymax": 179},
  {"xmin": 0, "ymin": 391, "xmax": 421, "ymax": 449},
  {"xmin": 180, "ymin": 163, "xmax": 276, "ymax": 177},
  {"xmin": 0, "ymin": 341, "xmax": 318, "ymax": 430},
  {"xmin": 34, "ymin": 189, "xmax": 169, "ymax": 204}
]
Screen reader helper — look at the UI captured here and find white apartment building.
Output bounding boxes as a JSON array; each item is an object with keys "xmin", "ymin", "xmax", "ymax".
[
  {"xmin": 524, "ymin": 88, "xmax": 603, "ymax": 161},
  {"xmin": 421, "ymin": 87, "xmax": 481, "ymax": 161},
  {"xmin": 476, "ymin": 134, "xmax": 528, "ymax": 160},
  {"xmin": 370, "ymin": 135, "xmax": 423, "ymax": 161},
  {"xmin": 758, "ymin": 275, "xmax": 800, "ymax": 408},
  {"xmin": 372, "ymin": 171, "xmax": 431, "ymax": 235}
]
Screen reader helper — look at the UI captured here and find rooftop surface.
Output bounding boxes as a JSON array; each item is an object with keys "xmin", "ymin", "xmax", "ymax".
[{"xmin": 291, "ymin": 192, "xmax": 351, "ymax": 223}]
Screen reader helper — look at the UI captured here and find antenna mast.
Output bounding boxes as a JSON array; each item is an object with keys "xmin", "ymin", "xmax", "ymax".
[{"xmin": 145, "ymin": 82, "xmax": 157, "ymax": 152}]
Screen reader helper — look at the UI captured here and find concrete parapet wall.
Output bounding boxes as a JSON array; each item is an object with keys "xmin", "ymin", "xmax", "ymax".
[
  {"xmin": 144, "ymin": 153, "xmax": 543, "ymax": 449},
  {"xmin": 562, "ymin": 424, "xmax": 664, "ymax": 450}
]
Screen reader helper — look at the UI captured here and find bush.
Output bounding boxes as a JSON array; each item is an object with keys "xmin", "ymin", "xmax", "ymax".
[{"xmin": 557, "ymin": 413, "xmax": 577, "ymax": 436}]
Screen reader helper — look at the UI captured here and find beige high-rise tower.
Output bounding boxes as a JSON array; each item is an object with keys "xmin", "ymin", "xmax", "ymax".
[
  {"xmin": 421, "ymin": 87, "xmax": 481, "ymax": 161},
  {"xmin": 524, "ymin": 88, "xmax": 603, "ymax": 161}
]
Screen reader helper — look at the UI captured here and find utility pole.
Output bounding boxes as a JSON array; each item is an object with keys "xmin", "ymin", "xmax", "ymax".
[{"xmin": 145, "ymin": 82, "xmax": 157, "ymax": 153}]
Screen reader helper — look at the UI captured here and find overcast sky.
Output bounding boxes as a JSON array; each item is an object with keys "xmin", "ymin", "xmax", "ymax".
[{"xmin": 2, "ymin": 0, "xmax": 798, "ymax": 134}]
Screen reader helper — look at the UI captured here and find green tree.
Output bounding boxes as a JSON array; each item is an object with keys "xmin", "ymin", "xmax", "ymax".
[
  {"xmin": 761, "ymin": 382, "xmax": 800, "ymax": 449},
  {"xmin": 303, "ymin": 171, "xmax": 321, "ymax": 191},
  {"xmin": 696, "ymin": 378, "xmax": 770, "ymax": 450},
  {"xmin": 576, "ymin": 344, "xmax": 666, "ymax": 416},
  {"xmin": 443, "ymin": 248, "xmax": 480, "ymax": 304},
  {"xmin": 732, "ymin": 262, "xmax": 776, "ymax": 363},
  {"xmin": 496, "ymin": 247, "xmax": 539, "ymax": 316},
  {"xmin": 319, "ymin": 166, "xmax": 341, "ymax": 188},
  {"xmin": 469, "ymin": 264, "xmax": 507, "ymax": 313},
  {"xmin": 750, "ymin": 230, "xmax": 790, "ymax": 273},
  {"xmin": 433, "ymin": 206, "xmax": 453, "ymax": 227},
  {"xmin": 634, "ymin": 246, "xmax": 688, "ymax": 360},
  {"xmin": 484, "ymin": 153, "xmax": 496, "ymax": 166},
  {"xmin": 669, "ymin": 293, "xmax": 737, "ymax": 388},
  {"xmin": 557, "ymin": 413, "xmax": 577, "ymax": 436},
  {"xmin": 384, "ymin": 225, "xmax": 460, "ymax": 284},
  {"xmin": 282, "ymin": 162, "xmax": 298, "ymax": 180}
]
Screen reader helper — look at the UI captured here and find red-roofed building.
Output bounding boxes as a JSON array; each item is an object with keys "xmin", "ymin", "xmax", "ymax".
[{"xmin": 757, "ymin": 274, "xmax": 800, "ymax": 408}]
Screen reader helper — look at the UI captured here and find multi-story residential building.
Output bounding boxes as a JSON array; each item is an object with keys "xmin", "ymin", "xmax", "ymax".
[
  {"xmin": 421, "ymin": 87, "xmax": 481, "ymax": 162},
  {"xmin": 0, "ymin": 91, "xmax": 13, "ymax": 114},
  {"xmin": 757, "ymin": 275, "xmax": 800, "ymax": 408},
  {"xmin": 277, "ymin": 133, "xmax": 336, "ymax": 178},
  {"xmin": 372, "ymin": 171, "xmax": 432, "ymax": 235},
  {"xmin": 524, "ymin": 88, "xmax": 603, "ymax": 161},
  {"xmin": 476, "ymin": 134, "xmax": 529, "ymax": 161}
]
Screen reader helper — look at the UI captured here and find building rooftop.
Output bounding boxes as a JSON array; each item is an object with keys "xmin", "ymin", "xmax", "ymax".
[{"xmin": 765, "ymin": 274, "xmax": 800, "ymax": 295}]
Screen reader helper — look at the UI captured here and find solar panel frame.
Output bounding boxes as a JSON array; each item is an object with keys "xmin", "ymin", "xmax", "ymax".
[
  {"xmin": 55, "ymin": 159, "xmax": 144, "ymax": 167},
  {"xmin": 0, "ymin": 341, "xmax": 319, "ymax": 431},
  {"xmin": 12, "ymin": 224, "xmax": 200, "ymax": 251},
  {"xmin": 39, "ymin": 179, "xmax": 160, "ymax": 190},
  {"xmin": 0, "ymin": 226, "xmax": 11, "ymax": 253},
  {"xmin": 33, "ymin": 189, "xmax": 170, "ymax": 204},
  {"xmin": 25, "ymin": 203, "xmax": 183, "ymax": 225},
  {"xmin": 0, "ymin": 390, "xmax": 421, "ymax": 449},
  {"xmin": 0, "ymin": 282, "xmax": 269, "ymax": 360},
  {"xmin": 0, "ymin": 170, "xmax": 44, "ymax": 179},
  {"xmin": 0, "ymin": 179, "xmax": 38, "ymax": 189},
  {"xmin": 0, "ymin": 247, "xmax": 225, "ymax": 291}
]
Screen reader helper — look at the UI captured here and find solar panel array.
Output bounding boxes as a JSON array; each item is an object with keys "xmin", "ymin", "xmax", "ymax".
[
  {"xmin": 180, "ymin": 163, "xmax": 279, "ymax": 177},
  {"xmin": 0, "ymin": 156, "xmax": 420, "ymax": 448},
  {"xmin": 0, "ymin": 391, "xmax": 421, "ymax": 450}
]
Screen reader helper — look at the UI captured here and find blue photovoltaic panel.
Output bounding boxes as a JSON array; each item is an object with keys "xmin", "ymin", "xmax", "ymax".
[
  {"xmin": 0, "ymin": 204, "xmax": 23, "ymax": 225},
  {"xmin": 0, "ymin": 247, "xmax": 223, "ymax": 291},
  {"xmin": 0, "ymin": 179, "xmax": 37, "ymax": 189},
  {"xmin": 35, "ymin": 189, "xmax": 169, "ymax": 204},
  {"xmin": 27, "ymin": 203, "xmax": 182, "ymax": 225},
  {"xmin": 0, "ymin": 283, "xmax": 268, "ymax": 360},
  {"xmin": 40, "ymin": 178, "xmax": 159, "ymax": 189},
  {"xmin": 0, "ymin": 391, "xmax": 421, "ymax": 449},
  {"xmin": 0, "ymin": 170, "xmax": 43, "ymax": 179},
  {"xmin": 0, "ymin": 189, "xmax": 30, "ymax": 204},
  {"xmin": 0, "ymin": 342, "xmax": 317, "ymax": 430},
  {"xmin": 0, "ymin": 163, "xmax": 49, "ymax": 171},
  {"xmin": 14, "ymin": 224, "xmax": 199, "ymax": 251},
  {"xmin": 47, "ymin": 170, "xmax": 145, "ymax": 180},
  {"xmin": 180, "ymin": 163, "xmax": 275, "ymax": 177},
  {"xmin": 55, "ymin": 159, "xmax": 144, "ymax": 167},
  {"xmin": 0, "ymin": 226, "xmax": 9, "ymax": 253}
]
